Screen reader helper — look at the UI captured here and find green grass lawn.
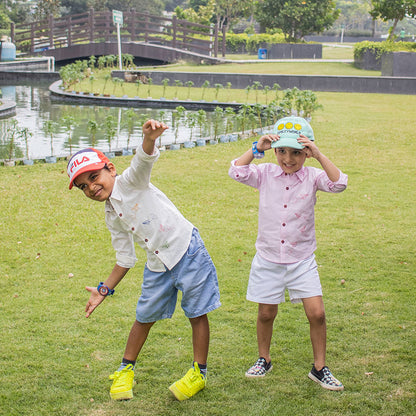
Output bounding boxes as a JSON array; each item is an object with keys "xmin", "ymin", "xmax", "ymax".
[
  {"xmin": 1, "ymin": 91, "xmax": 416, "ymax": 416},
  {"xmin": 145, "ymin": 61, "xmax": 379, "ymax": 77},
  {"xmin": 225, "ymin": 43, "xmax": 355, "ymax": 61}
]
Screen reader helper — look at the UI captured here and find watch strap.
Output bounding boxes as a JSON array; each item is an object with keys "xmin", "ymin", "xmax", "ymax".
[
  {"xmin": 97, "ymin": 282, "xmax": 115, "ymax": 296},
  {"xmin": 252, "ymin": 141, "xmax": 265, "ymax": 159}
]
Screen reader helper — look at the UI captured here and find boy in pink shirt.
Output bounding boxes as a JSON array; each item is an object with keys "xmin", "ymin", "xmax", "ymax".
[{"xmin": 229, "ymin": 116, "xmax": 347, "ymax": 390}]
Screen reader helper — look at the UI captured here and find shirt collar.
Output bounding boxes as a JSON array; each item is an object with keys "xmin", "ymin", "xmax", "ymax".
[
  {"xmin": 109, "ymin": 176, "xmax": 122, "ymax": 201},
  {"xmin": 275, "ymin": 165, "xmax": 306, "ymax": 181}
]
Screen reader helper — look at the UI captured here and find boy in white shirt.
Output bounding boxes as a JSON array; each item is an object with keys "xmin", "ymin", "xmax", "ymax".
[{"xmin": 67, "ymin": 119, "xmax": 221, "ymax": 401}]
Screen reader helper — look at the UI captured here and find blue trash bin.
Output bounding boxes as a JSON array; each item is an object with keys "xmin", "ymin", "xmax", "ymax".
[{"xmin": 258, "ymin": 48, "xmax": 267, "ymax": 59}]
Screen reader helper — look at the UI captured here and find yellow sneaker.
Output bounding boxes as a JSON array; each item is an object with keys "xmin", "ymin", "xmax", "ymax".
[
  {"xmin": 169, "ymin": 362, "xmax": 206, "ymax": 401},
  {"xmin": 109, "ymin": 364, "xmax": 136, "ymax": 400}
]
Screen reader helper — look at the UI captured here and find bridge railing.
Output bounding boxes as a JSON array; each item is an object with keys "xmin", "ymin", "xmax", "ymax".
[{"xmin": 11, "ymin": 9, "xmax": 226, "ymax": 57}]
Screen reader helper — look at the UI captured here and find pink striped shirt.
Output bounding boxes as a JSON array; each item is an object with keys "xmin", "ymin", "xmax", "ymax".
[{"xmin": 229, "ymin": 161, "xmax": 348, "ymax": 264}]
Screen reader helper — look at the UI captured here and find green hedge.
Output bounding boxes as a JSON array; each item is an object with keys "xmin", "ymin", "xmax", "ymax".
[
  {"xmin": 354, "ymin": 40, "xmax": 416, "ymax": 62},
  {"xmin": 226, "ymin": 33, "xmax": 286, "ymax": 54}
]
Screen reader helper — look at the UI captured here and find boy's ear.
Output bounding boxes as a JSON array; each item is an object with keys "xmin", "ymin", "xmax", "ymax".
[
  {"xmin": 107, "ymin": 162, "xmax": 117, "ymax": 176},
  {"xmin": 304, "ymin": 148, "xmax": 312, "ymax": 158}
]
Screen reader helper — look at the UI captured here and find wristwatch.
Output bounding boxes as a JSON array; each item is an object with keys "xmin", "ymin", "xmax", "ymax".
[
  {"xmin": 252, "ymin": 141, "xmax": 265, "ymax": 159},
  {"xmin": 97, "ymin": 282, "xmax": 115, "ymax": 296}
]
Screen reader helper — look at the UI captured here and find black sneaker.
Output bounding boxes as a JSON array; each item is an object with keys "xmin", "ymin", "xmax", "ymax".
[
  {"xmin": 245, "ymin": 357, "xmax": 273, "ymax": 378},
  {"xmin": 308, "ymin": 365, "xmax": 344, "ymax": 391}
]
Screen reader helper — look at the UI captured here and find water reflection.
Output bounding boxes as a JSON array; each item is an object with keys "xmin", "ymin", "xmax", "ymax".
[{"xmin": 0, "ymin": 82, "xmax": 225, "ymax": 159}]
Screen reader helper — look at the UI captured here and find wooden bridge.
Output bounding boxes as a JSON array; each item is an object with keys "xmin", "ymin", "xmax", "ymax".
[{"xmin": 11, "ymin": 9, "xmax": 227, "ymax": 64}]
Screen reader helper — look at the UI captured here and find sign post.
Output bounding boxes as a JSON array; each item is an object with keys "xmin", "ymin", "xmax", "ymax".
[{"xmin": 112, "ymin": 10, "xmax": 123, "ymax": 70}]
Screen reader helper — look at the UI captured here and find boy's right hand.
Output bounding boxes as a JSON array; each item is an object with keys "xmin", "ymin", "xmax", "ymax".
[
  {"xmin": 142, "ymin": 119, "xmax": 168, "ymax": 141},
  {"xmin": 257, "ymin": 134, "xmax": 279, "ymax": 152},
  {"xmin": 85, "ymin": 286, "xmax": 106, "ymax": 318}
]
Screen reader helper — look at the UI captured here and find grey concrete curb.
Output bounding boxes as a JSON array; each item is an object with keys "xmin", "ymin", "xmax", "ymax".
[
  {"xmin": 0, "ymin": 99, "xmax": 16, "ymax": 118},
  {"xmin": 48, "ymin": 80, "xmax": 245, "ymax": 110}
]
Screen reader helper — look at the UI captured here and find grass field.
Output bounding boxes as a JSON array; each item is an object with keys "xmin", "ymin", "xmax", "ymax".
[
  {"xmin": 1, "ymin": 88, "xmax": 416, "ymax": 415},
  {"xmin": 143, "ymin": 61, "xmax": 380, "ymax": 77}
]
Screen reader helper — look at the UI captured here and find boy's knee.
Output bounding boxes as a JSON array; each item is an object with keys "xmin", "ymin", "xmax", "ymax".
[
  {"xmin": 308, "ymin": 310, "xmax": 326, "ymax": 325},
  {"xmin": 258, "ymin": 304, "xmax": 278, "ymax": 322}
]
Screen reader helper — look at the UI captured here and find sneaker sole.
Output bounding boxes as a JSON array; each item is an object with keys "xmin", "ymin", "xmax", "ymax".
[
  {"xmin": 110, "ymin": 381, "xmax": 136, "ymax": 400},
  {"xmin": 245, "ymin": 364, "xmax": 273, "ymax": 378},
  {"xmin": 308, "ymin": 372, "xmax": 344, "ymax": 391},
  {"xmin": 169, "ymin": 381, "xmax": 206, "ymax": 401},
  {"xmin": 169, "ymin": 383, "xmax": 190, "ymax": 401}
]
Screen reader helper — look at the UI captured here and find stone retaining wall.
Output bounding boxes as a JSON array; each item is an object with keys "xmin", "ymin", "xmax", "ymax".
[
  {"xmin": 382, "ymin": 52, "xmax": 416, "ymax": 77},
  {"xmin": 126, "ymin": 70, "xmax": 416, "ymax": 95}
]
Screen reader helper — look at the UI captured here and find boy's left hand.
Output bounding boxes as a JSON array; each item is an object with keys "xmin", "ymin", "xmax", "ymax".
[
  {"xmin": 142, "ymin": 119, "xmax": 168, "ymax": 141},
  {"xmin": 257, "ymin": 134, "xmax": 279, "ymax": 152},
  {"xmin": 297, "ymin": 134, "xmax": 321, "ymax": 159}
]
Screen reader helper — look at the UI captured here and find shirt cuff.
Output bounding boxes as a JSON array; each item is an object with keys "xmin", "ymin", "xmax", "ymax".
[
  {"xmin": 136, "ymin": 143, "xmax": 160, "ymax": 160},
  {"xmin": 116, "ymin": 254, "xmax": 137, "ymax": 269}
]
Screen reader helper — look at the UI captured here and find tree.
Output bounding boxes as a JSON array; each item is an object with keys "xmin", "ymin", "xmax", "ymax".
[
  {"xmin": 370, "ymin": 0, "xmax": 416, "ymax": 39},
  {"xmin": 256, "ymin": 0, "xmax": 339, "ymax": 42},
  {"xmin": 60, "ymin": 0, "xmax": 88, "ymax": 16},
  {"xmin": 212, "ymin": 0, "xmax": 255, "ymax": 32},
  {"xmin": 34, "ymin": 0, "xmax": 61, "ymax": 20},
  {"xmin": 178, "ymin": 0, "xmax": 254, "ymax": 31},
  {"xmin": 334, "ymin": 0, "xmax": 372, "ymax": 31},
  {"xmin": 87, "ymin": 0, "xmax": 164, "ymax": 15}
]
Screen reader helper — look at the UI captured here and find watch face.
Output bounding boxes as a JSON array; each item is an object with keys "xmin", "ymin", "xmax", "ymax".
[{"xmin": 98, "ymin": 286, "xmax": 109, "ymax": 296}]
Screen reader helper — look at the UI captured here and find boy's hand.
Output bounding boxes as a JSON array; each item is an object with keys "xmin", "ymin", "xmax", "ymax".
[
  {"xmin": 297, "ymin": 134, "xmax": 321, "ymax": 159},
  {"xmin": 142, "ymin": 119, "xmax": 168, "ymax": 141},
  {"xmin": 257, "ymin": 134, "xmax": 279, "ymax": 152},
  {"xmin": 85, "ymin": 286, "xmax": 106, "ymax": 318}
]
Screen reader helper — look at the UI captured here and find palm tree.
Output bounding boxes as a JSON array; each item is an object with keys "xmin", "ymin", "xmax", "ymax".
[
  {"xmin": 43, "ymin": 120, "xmax": 56, "ymax": 157},
  {"xmin": 104, "ymin": 115, "xmax": 117, "ymax": 152},
  {"xmin": 201, "ymin": 80, "xmax": 210, "ymax": 100},
  {"xmin": 124, "ymin": 109, "xmax": 137, "ymax": 149},
  {"xmin": 161, "ymin": 78, "xmax": 170, "ymax": 98},
  {"xmin": 62, "ymin": 115, "xmax": 76, "ymax": 155},
  {"xmin": 87, "ymin": 119, "xmax": 99, "ymax": 148}
]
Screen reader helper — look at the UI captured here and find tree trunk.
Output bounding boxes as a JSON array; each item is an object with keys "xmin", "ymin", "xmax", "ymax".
[{"xmin": 388, "ymin": 18, "xmax": 399, "ymax": 40}]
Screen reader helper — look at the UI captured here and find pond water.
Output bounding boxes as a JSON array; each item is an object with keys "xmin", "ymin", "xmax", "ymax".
[{"xmin": 0, "ymin": 81, "xmax": 238, "ymax": 160}]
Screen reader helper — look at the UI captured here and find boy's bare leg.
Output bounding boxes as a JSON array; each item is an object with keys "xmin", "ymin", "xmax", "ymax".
[
  {"xmin": 189, "ymin": 314, "xmax": 209, "ymax": 365},
  {"xmin": 302, "ymin": 296, "xmax": 326, "ymax": 370},
  {"xmin": 123, "ymin": 320, "xmax": 155, "ymax": 361},
  {"xmin": 257, "ymin": 303, "xmax": 278, "ymax": 363}
]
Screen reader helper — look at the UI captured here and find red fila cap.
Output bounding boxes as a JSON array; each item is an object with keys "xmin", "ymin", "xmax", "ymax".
[{"xmin": 67, "ymin": 148, "xmax": 109, "ymax": 189}]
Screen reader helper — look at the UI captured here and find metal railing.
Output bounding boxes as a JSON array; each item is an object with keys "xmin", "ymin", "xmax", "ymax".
[{"xmin": 11, "ymin": 9, "xmax": 226, "ymax": 57}]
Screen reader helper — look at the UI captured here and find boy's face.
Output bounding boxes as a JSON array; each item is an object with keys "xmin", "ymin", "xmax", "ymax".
[
  {"xmin": 274, "ymin": 147, "xmax": 307, "ymax": 174},
  {"xmin": 73, "ymin": 163, "xmax": 117, "ymax": 202}
]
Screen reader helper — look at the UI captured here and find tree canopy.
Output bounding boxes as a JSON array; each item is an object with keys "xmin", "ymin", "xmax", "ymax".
[
  {"xmin": 256, "ymin": 0, "xmax": 339, "ymax": 41},
  {"xmin": 370, "ymin": 0, "xmax": 416, "ymax": 39}
]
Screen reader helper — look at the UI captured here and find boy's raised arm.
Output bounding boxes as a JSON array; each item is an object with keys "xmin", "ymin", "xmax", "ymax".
[
  {"xmin": 298, "ymin": 135, "xmax": 341, "ymax": 182},
  {"xmin": 234, "ymin": 134, "xmax": 278, "ymax": 166},
  {"xmin": 142, "ymin": 119, "xmax": 168, "ymax": 155}
]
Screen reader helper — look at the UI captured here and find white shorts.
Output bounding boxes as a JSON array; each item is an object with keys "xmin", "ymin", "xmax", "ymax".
[{"xmin": 247, "ymin": 253, "xmax": 322, "ymax": 305}]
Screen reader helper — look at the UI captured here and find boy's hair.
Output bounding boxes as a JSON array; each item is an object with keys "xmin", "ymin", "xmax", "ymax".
[{"xmin": 67, "ymin": 148, "xmax": 110, "ymax": 189}]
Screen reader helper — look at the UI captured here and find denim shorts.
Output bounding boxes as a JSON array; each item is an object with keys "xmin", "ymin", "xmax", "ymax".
[
  {"xmin": 247, "ymin": 253, "xmax": 322, "ymax": 305},
  {"xmin": 136, "ymin": 228, "xmax": 221, "ymax": 323}
]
